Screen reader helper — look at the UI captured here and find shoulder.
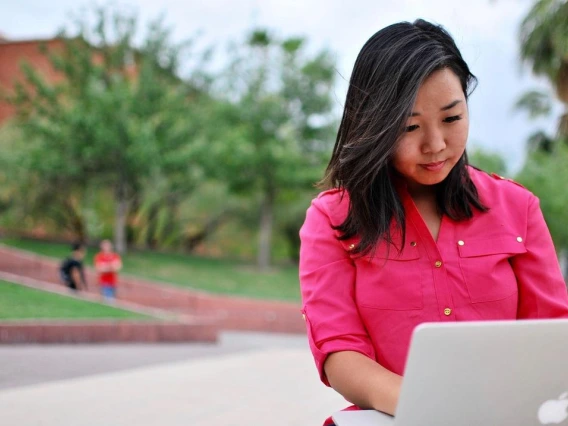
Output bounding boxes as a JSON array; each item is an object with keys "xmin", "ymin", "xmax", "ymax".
[
  {"xmin": 467, "ymin": 166, "xmax": 537, "ymax": 205},
  {"xmin": 310, "ymin": 188, "xmax": 350, "ymax": 227}
]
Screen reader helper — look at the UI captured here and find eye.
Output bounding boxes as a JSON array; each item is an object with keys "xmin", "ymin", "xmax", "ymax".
[
  {"xmin": 405, "ymin": 124, "xmax": 419, "ymax": 132},
  {"xmin": 443, "ymin": 115, "xmax": 462, "ymax": 123}
]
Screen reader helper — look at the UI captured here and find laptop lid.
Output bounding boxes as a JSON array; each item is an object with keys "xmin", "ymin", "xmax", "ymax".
[
  {"xmin": 395, "ymin": 319, "xmax": 568, "ymax": 426},
  {"xmin": 332, "ymin": 409, "xmax": 394, "ymax": 426}
]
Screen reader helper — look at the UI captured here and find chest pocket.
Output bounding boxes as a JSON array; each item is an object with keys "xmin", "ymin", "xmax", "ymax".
[
  {"xmin": 353, "ymin": 243, "xmax": 423, "ymax": 311},
  {"xmin": 458, "ymin": 236, "xmax": 527, "ymax": 303}
]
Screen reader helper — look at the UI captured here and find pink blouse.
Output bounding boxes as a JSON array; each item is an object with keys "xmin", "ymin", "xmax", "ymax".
[{"xmin": 299, "ymin": 167, "xmax": 568, "ymax": 389}]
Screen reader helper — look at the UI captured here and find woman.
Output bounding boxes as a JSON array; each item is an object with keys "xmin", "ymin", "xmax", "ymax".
[{"xmin": 299, "ymin": 19, "xmax": 568, "ymax": 425}]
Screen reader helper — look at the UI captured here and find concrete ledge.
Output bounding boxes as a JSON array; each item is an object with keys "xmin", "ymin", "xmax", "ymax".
[{"xmin": 0, "ymin": 321, "xmax": 218, "ymax": 344}]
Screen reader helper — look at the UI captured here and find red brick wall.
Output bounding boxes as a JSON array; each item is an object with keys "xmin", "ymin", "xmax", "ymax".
[
  {"xmin": 0, "ymin": 245, "xmax": 306, "ymax": 334},
  {"xmin": 0, "ymin": 321, "xmax": 217, "ymax": 344},
  {"xmin": 0, "ymin": 38, "xmax": 64, "ymax": 124}
]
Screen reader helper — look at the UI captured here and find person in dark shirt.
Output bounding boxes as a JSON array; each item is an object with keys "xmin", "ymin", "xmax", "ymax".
[{"xmin": 60, "ymin": 242, "xmax": 87, "ymax": 291}]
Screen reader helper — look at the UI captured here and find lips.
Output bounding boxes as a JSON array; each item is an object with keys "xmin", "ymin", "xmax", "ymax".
[{"xmin": 420, "ymin": 160, "xmax": 446, "ymax": 172}]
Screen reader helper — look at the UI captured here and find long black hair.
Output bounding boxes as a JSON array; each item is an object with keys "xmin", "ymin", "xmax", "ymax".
[{"xmin": 322, "ymin": 19, "xmax": 488, "ymax": 256}]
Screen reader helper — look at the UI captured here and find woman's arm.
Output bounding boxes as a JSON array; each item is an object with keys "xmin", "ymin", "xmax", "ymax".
[
  {"xmin": 300, "ymin": 194, "xmax": 401, "ymax": 414},
  {"xmin": 511, "ymin": 195, "xmax": 568, "ymax": 318},
  {"xmin": 325, "ymin": 351, "xmax": 402, "ymax": 416}
]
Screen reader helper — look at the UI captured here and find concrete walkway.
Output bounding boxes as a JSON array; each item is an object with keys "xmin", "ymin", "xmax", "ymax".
[{"xmin": 0, "ymin": 332, "xmax": 347, "ymax": 425}]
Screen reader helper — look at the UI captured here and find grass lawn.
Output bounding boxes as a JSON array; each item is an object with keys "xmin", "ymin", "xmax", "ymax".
[
  {"xmin": 2, "ymin": 238, "xmax": 301, "ymax": 302},
  {"xmin": 0, "ymin": 281, "xmax": 152, "ymax": 320}
]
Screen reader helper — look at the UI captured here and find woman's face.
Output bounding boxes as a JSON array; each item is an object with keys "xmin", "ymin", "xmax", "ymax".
[{"xmin": 392, "ymin": 68, "xmax": 469, "ymax": 194}]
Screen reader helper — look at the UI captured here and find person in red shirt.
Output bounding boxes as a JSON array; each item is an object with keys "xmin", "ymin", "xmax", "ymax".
[
  {"xmin": 94, "ymin": 239, "xmax": 122, "ymax": 301},
  {"xmin": 299, "ymin": 19, "xmax": 568, "ymax": 426}
]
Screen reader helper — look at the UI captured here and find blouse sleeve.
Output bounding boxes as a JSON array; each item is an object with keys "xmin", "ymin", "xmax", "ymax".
[
  {"xmin": 299, "ymin": 196, "xmax": 376, "ymax": 386},
  {"xmin": 511, "ymin": 195, "xmax": 568, "ymax": 319}
]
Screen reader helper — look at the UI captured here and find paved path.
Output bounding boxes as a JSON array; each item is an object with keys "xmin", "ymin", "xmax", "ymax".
[{"xmin": 0, "ymin": 332, "xmax": 347, "ymax": 425}]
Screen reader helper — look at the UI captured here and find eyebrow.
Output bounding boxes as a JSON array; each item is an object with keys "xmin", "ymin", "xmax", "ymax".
[{"xmin": 410, "ymin": 99, "xmax": 463, "ymax": 117}]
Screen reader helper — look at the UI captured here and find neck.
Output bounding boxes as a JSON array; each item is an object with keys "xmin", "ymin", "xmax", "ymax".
[{"xmin": 406, "ymin": 182, "xmax": 436, "ymax": 201}]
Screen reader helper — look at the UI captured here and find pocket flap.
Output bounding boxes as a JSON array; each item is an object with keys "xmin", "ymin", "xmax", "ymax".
[{"xmin": 458, "ymin": 236, "xmax": 527, "ymax": 258}]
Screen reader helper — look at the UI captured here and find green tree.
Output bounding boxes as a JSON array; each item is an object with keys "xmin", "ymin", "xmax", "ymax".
[
  {"xmin": 0, "ymin": 122, "xmax": 93, "ymax": 240},
  {"xmin": 7, "ymin": 7, "xmax": 207, "ymax": 252},
  {"xmin": 513, "ymin": 89, "xmax": 558, "ymax": 152},
  {"xmin": 515, "ymin": 0, "xmax": 568, "ymax": 278},
  {"xmin": 468, "ymin": 147, "xmax": 507, "ymax": 176},
  {"xmin": 519, "ymin": 0, "xmax": 568, "ymax": 139},
  {"xmin": 514, "ymin": 89, "xmax": 553, "ymax": 119},
  {"xmin": 208, "ymin": 30, "xmax": 337, "ymax": 269},
  {"xmin": 516, "ymin": 144, "xmax": 568, "ymax": 275}
]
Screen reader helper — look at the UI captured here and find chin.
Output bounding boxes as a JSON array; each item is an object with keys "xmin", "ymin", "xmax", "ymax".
[{"xmin": 416, "ymin": 171, "xmax": 451, "ymax": 187}]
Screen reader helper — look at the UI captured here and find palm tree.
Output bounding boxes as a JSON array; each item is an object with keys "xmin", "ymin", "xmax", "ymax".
[
  {"xmin": 519, "ymin": 0, "xmax": 568, "ymax": 139},
  {"xmin": 517, "ymin": 1, "xmax": 568, "ymax": 280}
]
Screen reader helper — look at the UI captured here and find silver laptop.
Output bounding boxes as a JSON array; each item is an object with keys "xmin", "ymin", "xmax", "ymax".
[{"xmin": 332, "ymin": 319, "xmax": 568, "ymax": 426}]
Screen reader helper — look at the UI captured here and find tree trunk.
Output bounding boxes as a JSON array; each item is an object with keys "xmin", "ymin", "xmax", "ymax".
[
  {"xmin": 560, "ymin": 249, "xmax": 568, "ymax": 284},
  {"xmin": 183, "ymin": 210, "xmax": 230, "ymax": 252},
  {"xmin": 144, "ymin": 204, "xmax": 159, "ymax": 249},
  {"xmin": 114, "ymin": 185, "xmax": 130, "ymax": 255},
  {"xmin": 60, "ymin": 198, "xmax": 87, "ymax": 243},
  {"xmin": 257, "ymin": 191, "xmax": 274, "ymax": 271},
  {"xmin": 67, "ymin": 208, "xmax": 86, "ymax": 243},
  {"xmin": 555, "ymin": 61, "xmax": 567, "ymax": 141},
  {"xmin": 556, "ymin": 60, "xmax": 568, "ymax": 105},
  {"xmin": 558, "ymin": 112, "xmax": 568, "ymax": 140},
  {"xmin": 283, "ymin": 222, "xmax": 301, "ymax": 263}
]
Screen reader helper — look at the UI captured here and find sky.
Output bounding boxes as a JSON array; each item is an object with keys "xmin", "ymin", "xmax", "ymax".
[{"xmin": 0, "ymin": 0, "xmax": 561, "ymax": 173}]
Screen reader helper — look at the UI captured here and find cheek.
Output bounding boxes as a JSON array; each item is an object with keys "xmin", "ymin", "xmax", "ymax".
[
  {"xmin": 392, "ymin": 140, "xmax": 411, "ymax": 167},
  {"xmin": 392, "ymin": 137, "xmax": 420, "ymax": 172},
  {"xmin": 451, "ymin": 121, "xmax": 469, "ymax": 149}
]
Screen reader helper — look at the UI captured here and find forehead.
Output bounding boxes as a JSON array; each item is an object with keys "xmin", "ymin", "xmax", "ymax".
[{"xmin": 413, "ymin": 68, "xmax": 464, "ymax": 106}]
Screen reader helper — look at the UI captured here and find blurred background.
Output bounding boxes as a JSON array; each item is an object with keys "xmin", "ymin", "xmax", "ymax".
[{"xmin": 0, "ymin": 0, "xmax": 566, "ymax": 425}]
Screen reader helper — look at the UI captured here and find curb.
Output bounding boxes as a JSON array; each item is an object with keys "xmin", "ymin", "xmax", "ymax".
[{"xmin": 0, "ymin": 320, "xmax": 218, "ymax": 344}]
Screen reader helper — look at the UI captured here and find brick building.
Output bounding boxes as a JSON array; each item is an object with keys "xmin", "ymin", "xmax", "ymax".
[
  {"xmin": 0, "ymin": 35, "xmax": 140, "ymax": 126},
  {"xmin": 0, "ymin": 36, "xmax": 64, "ymax": 124}
]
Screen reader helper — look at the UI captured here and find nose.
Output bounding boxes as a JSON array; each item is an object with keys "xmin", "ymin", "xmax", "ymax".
[{"xmin": 421, "ymin": 127, "xmax": 446, "ymax": 154}]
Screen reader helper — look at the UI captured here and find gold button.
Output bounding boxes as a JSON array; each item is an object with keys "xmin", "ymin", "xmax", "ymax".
[
  {"xmin": 435, "ymin": 260, "xmax": 442, "ymax": 268},
  {"xmin": 302, "ymin": 314, "xmax": 306, "ymax": 321},
  {"xmin": 444, "ymin": 308, "xmax": 452, "ymax": 316},
  {"xmin": 410, "ymin": 241, "xmax": 417, "ymax": 247},
  {"xmin": 348, "ymin": 243, "xmax": 355, "ymax": 250},
  {"xmin": 517, "ymin": 237, "xmax": 523, "ymax": 243},
  {"xmin": 457, "ymin": 240, "xmax": 464, "ymax": 246}
]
